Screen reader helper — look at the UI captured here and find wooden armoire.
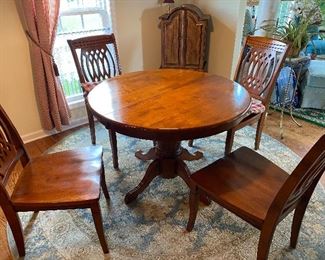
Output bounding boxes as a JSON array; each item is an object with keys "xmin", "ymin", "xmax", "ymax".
[{"xmin": 159, "ymin": 4, "xmax": 211, "ymax": 71}]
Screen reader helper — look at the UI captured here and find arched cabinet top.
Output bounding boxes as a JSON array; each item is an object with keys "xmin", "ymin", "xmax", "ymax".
[
  {"xmin": 159, "ymin": 4, "xmax": 211, "ymax": 28},
  {"xmin": 158, "ymin": 4, "xmax": 212, "ymax": 72}
]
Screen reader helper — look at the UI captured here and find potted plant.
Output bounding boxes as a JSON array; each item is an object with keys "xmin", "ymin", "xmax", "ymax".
[
  {"xmin": 260, "ymin": 1, "xmax": 322, "ymax": 58},
  {"xmin": 263, "ymin": 19, "xmax": 310, "ymax": 57}
]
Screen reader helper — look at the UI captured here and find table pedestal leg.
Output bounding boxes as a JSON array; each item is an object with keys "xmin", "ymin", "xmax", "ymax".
[
  {"xmin": 125, "ymin": 141, "xmax": 209, "ymax": 205},
  {"xmin": 179, "ymin": 148, "xmax": 203, "ymax": 161},
  {"xmin": 177, "ymin": 159, "xmax": 210, "ymax": 205},
  {"xmin": 135, "ymin": 147, "xmax": 157, "ymax": 161},
  {"xmin": 135, "ymin": 142, "xmax": 203, "ymax": 162},
  {"xmin": 124, "ymin": 160, "xmax": 159, "ymax": 204}
]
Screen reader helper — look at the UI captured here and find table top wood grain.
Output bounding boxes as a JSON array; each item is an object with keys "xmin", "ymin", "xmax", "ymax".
[{"xmin": 87, "ymin": 69, "xmax": 251, "ymax": 141}]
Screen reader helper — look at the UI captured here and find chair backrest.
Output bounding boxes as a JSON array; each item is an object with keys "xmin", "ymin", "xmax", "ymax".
[
  {"xmin": 234, "ymin": 36, "xmax": 290, "ymax": 105},
  {"xmin": 67, "ymin": 34, "xmax": 122, "ymax": 84},
  {"xmin": 268, "ymin": 134, "xmax": 325, "ymax": 224},
  {"xmin": 0, "ymin": 105, "xmax": 30, "ymax": 206}
]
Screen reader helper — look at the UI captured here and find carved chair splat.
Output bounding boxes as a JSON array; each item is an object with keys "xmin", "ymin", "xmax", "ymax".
[
  {"xmin": 189, "ymin": 36, "xmax": 290, "ymax": 153},
  {"xmin": 68, "ymin": 34, "xmax": 121, "ymax": 169}
]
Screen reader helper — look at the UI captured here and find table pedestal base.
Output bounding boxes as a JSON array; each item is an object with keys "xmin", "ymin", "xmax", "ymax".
[
  {"xmin": 135, "ymin": 144, "xmax": 203, "ymax": 161},
  {"xmin": 135, "ymin": 147, "xmax": 157, "ymax": 161},
  {"xmin": 125, "ymin": 141, "xmax": 209, "ymax": 205}
]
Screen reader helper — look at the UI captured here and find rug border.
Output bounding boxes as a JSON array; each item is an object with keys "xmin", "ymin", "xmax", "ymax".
[{"xmin": 270, "ymin": 105, "xmax": 325, "ymax": 128}]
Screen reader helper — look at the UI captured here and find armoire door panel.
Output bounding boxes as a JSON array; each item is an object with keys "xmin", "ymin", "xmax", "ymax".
[
  {"xmin": 184, "ymin": 11, "xmax": 207, "ymax": 68},
  {"xmin": 159, "ymin": 4, "xmax": 211, "ymax": 71},
  {"xmin": 162, "ymin": 13, "xmax": 182, "ymax": 67}
]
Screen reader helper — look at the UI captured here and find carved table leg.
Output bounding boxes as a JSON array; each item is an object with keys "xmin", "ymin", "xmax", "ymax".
[
  {"xmin": 179, "ymin": 148, "xmax": 203, "ymax": 161},
  {"xmin": 135, "ymin": 141, "xmax": 203, "ymax": 162},
  {"xmin": 177, "ymin": 159, "xmax": 210, "ymax": 205},
  {"xmin": 177, "ymin": 159, "xmax": 196, "ymax": 190},
  {"xmin": 125, "ymin": 141, "xmax": 209, "ymax": 205},
  {"xmin": 124, "ymin": 160, "xmax": 159, "ymax": 204},
  {"xmin": 135, "ymin": 147, "xmax": 157, "ymax": 161},
  {"xmin": 134, "ymin": 141, "xmax": 158, "ymax": 161}
]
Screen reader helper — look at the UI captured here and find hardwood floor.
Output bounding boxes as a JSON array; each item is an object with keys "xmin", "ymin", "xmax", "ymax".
[
  {"xmin": 263, "ymin": 111, "xmax": 324, "ymax": 187},
  {"xmin": 23, "ymin": 125, "xmax": 87, "ymax": 158},
  {"xmin": 0, "ymin": 112, "xmax": 323, "ymax": 259},
  {"xmin": 264, "ymin": 111, "xmax": 324, "ymax": 158}
]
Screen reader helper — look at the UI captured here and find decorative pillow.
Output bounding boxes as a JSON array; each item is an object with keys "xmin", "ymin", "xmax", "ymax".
[
  {"xmin": 81, "ymin": 82, "xmax": 99, "ymax": 93},
  {"xmin": 249, "ymin": 97, "xmax": 266, "ymax": 114}
]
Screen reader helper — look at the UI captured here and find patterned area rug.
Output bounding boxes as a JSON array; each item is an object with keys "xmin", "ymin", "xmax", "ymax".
[
  {"xmin": 271, "ymin": 105, "xmax": 325, "ymax": 127},
  {"xmin": 8, "ymin": 125, "xmax": 325, "ymax": 259},
  {"xmin": 289, "ymin": 108, "xmax": 325, "ymax": 127}
]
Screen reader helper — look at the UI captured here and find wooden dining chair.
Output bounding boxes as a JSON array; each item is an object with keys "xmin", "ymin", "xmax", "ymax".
[
  {"xmin": 68, "ymin": 34, "xmax": 121, "ymax": 169},
  {"xmin": 0, "ymin": 105, "xmax": 110, "ymax": 256},
  {"xmin": 189, "ymin": 36, "xmax": 290, "ymax": 154},
  {"xmin": 186, "ymin": 134, "xmax": 325, "ymax": 259}
]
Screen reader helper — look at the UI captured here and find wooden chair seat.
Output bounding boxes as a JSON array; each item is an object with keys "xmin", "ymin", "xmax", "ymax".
[
  {"xmin": 11, "ymin": 146, "xmax": 103, "ymax": 209},
  {"xmin": 191, "ymin": 147, "xmax": 288, "ymax": 228},
  {"xmin": 187, "ymin": 135, "xmax": 325, "ymax": 259},
  {"xmin": 0, "ymin": 105, "xmax": 110, "ymax": 256}
]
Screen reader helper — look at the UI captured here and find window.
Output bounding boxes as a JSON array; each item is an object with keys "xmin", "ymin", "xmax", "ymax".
[
  {"xmin": 277, "ymin": 1, "xmax": 295, "ymax": 27},
  {"xmin": 245, "ymin": 1, "xmax": 295, "ymax": 33},
  {"xmin": 54, "ymin": 0, "xmax": 112, "ymax": 103}
]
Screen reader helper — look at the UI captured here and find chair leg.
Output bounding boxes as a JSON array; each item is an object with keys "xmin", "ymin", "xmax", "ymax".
[
  {"xmin": 90, "ymin": 202, "xmax": 109, "ymax": 254},
  {"xmin": 290, "ymin": 184, "xmax": 317, "ymax": 248},
  {"xmin": 6, "ymin": 210, "xmax": 25, "ymax": 257},
  {"xmin": 100, "ymin": 163, "xmax": 110, "ymax": 200},
  {"xmin": 290, "ymin": 204, "xmax": 308, "ymax": 249},
  {"xmin": 254, "ymin": 113, "xmax": 266, "ymax": 150},
  {"xmin": 186, "ymin": 187, "xmax": 199, "ymax": 232},
  {"xmin": 257, "ymin": 226, "xmax": 276, "ymax": 260},
  {"xmin": 225, "ymin": 129, "xmax": 235, "ymax": 156},
  {"xmin": 86, "ymin": 103, "xmax": 96, "ymax": 145},
  {"xmin": 108, "ymin": 129, "xmax": 119, "ymax": 169}
]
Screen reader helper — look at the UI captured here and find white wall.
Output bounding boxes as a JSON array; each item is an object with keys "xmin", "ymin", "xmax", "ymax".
[
  {"xmin": 111, "ymin": 0, "xmax": 246, "ymax": 77},
  {"xmin": 111, "ymin": 0, "xmax": 162, "ymax": 72},
  {"xmin": 193, "ymin": 0, "xmax": 246, "ymax": 78},
  {"xmin": 0, "ymin": 0, "xmax": 43, "ymax": 137},
  {"xmin": 0, "ymin": 0, "xmax": 246, "ymax": 142}
]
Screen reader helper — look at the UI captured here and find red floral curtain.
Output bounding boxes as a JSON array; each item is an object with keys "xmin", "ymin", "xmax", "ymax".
[{"xmin": 15, "ymin": 0, "xmax": 70, "ymax": 131}]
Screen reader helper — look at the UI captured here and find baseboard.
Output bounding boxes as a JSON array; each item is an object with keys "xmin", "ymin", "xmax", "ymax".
[{"xmin": 22, "ymin": 117, "xmax": 89, "ymax": 143}]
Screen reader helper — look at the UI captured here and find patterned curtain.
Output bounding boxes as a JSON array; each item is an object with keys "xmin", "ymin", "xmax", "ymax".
[{"xmin": 15, "ymin": 0, "xmax": 70, "ymax": 131}]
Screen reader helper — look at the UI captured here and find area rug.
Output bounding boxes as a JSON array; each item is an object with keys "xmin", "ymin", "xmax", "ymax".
[
  {"xmin": 8, "ymin": 125, "xmax": 325, "ymax": 259},
  {"xmin": 289, "ymin": 108, "xmax": 325, "ymax": 127},
  {"xmin": 270, "ymin": 105, "xmax": 325, "ymax": 127}
]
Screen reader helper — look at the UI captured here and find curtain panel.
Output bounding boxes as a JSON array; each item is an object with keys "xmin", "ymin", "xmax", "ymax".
[{"xmin": 15, "ymin": 0, "xmax": 70, "ymax": 131}]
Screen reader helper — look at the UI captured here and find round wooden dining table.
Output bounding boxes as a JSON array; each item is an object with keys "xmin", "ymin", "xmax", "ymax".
[{"xmin": 87, "ymin": 69, "xmax": 251, "ymax": 204}]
